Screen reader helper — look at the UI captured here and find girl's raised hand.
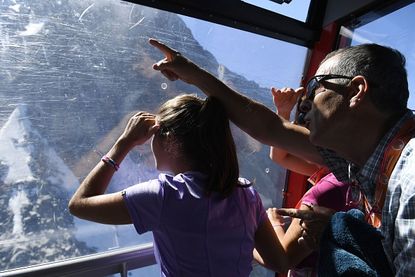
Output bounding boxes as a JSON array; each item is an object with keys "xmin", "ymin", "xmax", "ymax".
[{"xmin": 119, "ymin": 112, "xmax": 159, "ymax": 148}]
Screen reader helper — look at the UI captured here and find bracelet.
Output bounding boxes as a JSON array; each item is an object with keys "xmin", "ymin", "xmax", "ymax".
[
  {"xmin": 272, "ymin": 223, "xmax": 285, "ymax": 228},
  {"xmin": 101, "ymin": 156, "xmax": 120, "ymax": 171}
]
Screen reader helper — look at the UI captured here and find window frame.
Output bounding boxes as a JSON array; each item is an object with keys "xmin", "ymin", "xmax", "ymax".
[{"xmin": 124, "ymin": 0, "xmax": 327, "ymax": 47}]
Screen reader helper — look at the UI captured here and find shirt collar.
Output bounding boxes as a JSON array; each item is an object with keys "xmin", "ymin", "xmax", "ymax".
[
  {"xmin": 357, "ymin": 110, "xmax": 414, "ymax": 197},
  {"xmin": 360, "ymin": 110, "xmax": 413, "ymax": 180}
]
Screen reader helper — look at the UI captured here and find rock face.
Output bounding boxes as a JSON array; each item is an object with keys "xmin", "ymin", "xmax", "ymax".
[{"xmin": 0, "ymin": 0, "xmax": 285, "ymax": 271}]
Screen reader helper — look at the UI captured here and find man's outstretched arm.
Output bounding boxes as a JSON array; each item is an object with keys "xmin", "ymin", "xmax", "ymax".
[{"xmin": 149, "ymin": 38, "xmax": 323, "ymax": 165}]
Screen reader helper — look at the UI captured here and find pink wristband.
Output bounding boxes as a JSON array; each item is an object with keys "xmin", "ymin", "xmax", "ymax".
[{"xmin": 101, "ymin": 156, "xmax": 120, "ymax": 171}]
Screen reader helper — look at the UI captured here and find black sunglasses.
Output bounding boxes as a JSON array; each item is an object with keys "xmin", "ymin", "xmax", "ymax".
[
  {"xmin": 305, "ymin": 74, "xmax": 354, "ymax": 101},
  {"xmin": 295, "ymin": 74, "xmax": 354, "ymax": 124}
]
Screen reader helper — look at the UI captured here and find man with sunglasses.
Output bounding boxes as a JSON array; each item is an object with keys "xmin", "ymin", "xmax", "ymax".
[{"xmin": 150, "ymin": 39, "xmax": 415, "ymax": 276}]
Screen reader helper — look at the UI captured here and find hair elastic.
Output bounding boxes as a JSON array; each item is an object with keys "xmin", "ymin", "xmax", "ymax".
[{"xmin": 101, "ymin": 156, "xmax": 120, "ymax": 171}]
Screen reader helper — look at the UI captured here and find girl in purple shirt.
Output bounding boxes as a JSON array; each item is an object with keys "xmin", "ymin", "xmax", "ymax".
[{"xmin": 69, "ymin": 94, "xmax": 290, "ymax": 276}]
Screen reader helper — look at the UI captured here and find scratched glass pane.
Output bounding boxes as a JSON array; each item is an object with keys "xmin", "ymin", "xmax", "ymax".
[{"xmin": 0, "ymin": 0, "xmax": 306, "ymax": 274}]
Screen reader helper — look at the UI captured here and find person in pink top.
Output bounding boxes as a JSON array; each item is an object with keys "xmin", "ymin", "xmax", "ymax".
[{"xmin": 255, "ymin": 87, "xmax": 355, "ymax": 276}]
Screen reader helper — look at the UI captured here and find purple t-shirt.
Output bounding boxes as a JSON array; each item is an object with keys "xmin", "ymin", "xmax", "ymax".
[{"xmin": 123, "ymin": 172, "xmax": 267, "ymax": 277}]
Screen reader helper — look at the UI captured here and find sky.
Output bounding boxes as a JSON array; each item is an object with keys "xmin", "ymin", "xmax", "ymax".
[{"xmin": 179, "ymin": 1, "xmax": 311, "ymax": 90}]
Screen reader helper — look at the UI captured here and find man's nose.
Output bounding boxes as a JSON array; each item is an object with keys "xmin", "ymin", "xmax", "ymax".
[
  {"xmin": 299, "ymin": 99, "xmax": 312, "ymax": 113},
  {"xmin": 303, "ymin": 112, "xmax": 311, "ymax": 125},
  {"xmin": 295, "ymin": 100, "xmax": 312, "ymax": 124}
]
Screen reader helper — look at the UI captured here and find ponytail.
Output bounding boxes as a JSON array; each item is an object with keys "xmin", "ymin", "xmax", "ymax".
[
  {"xmin": 197, "ymin": 96, "xmax": 239, "ymax": 196},
  {"xmin": 157, "ymin": 94, "xmax": 240, "ymax": 196}
]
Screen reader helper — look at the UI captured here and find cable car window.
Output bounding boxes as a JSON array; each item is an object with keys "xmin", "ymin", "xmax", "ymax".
[
  {"xmin": 0, "ymin": 0, "xmax": 307, "ymax": 274},
  {"xmin": 339, "ymin": 2, "xmax": 415, "ymax": 110}
]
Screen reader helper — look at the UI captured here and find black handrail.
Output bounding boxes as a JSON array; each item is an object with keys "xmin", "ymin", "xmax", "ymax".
[{"xmin": 1, "ymin": 243, "xmax": 156, "ymax": 277}]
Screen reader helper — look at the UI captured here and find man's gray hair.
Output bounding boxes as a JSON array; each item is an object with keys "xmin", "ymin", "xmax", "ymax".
[{"xmin": 322, "ymin": 44, "xmax": 409, "ymax": 114}]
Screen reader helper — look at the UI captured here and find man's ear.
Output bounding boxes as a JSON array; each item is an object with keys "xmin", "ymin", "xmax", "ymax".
[{"xmin": 349, "ymin": 75, "xmax": 369, "ymax": 108}]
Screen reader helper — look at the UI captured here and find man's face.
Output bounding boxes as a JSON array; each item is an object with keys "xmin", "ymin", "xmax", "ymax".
[{"xmin": 303, "ymin": 56, "xmax": 351, "ymax": 147}]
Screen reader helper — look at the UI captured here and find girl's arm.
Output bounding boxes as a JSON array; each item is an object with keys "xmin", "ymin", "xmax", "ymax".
[
  {"xmin": 254, "ymin": 216, "xmax": 290, "ymax": 273},
  {"xmin": 68, "ymin": 112, "xmax": 159, "ymax": 224},
  {"xmin": 254, "ymin": 204, "xmax": 323, "ymax": 271},
  {"xmin": 253, "ymin": 208, "xmax": 286, "ymax": 271}
]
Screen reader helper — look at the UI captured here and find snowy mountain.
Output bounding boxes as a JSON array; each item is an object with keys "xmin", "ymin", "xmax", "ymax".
[
  {"xmin": 0, "ymin": 105, "xmax": 95, "ymax": 269},
  {"xmin": 0, "ymin": 105, "xmax": 160, "ymax": 269}
]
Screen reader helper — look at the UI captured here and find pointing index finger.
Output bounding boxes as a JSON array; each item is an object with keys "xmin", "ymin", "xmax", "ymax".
[
  {"xmin": 149, "ymin": 38, "xmax": 178, "ymax": 60},
  {"xmin": 277, "ymin": 208, "xmax": 316, "ymax": 221}
]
